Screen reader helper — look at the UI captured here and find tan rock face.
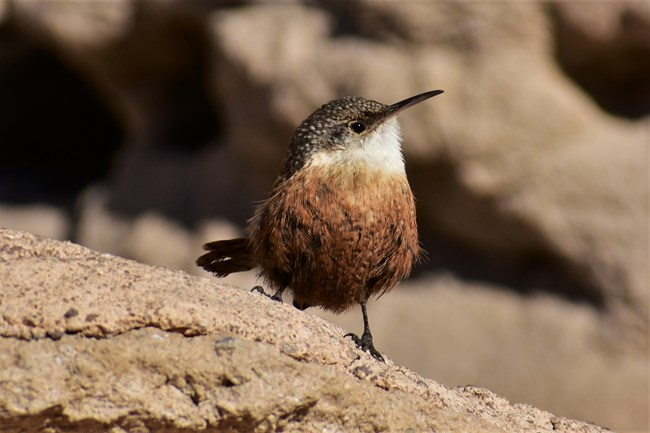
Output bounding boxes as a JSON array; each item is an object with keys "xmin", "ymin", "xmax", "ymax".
[
  {"xmin": 549, "ymin": 1, "xmax": 650, "ymax": 118},
  {"xmin": 1, "ymin": 2, "xmax": 648, "ymax": 431},
  {"xmin": 3, "ymin": 2, "xmax": 646, "ymax": 316},
  {"xmin": 0, "ymin": 229, "xmax": 610, "ymax": 433}
]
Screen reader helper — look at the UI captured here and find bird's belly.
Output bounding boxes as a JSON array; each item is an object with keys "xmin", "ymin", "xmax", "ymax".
[{"xmin": 250, "ymin": 166, "xmax": 419, "ymax": 313}]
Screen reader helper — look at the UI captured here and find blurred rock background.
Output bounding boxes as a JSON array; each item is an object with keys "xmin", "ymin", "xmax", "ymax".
[{"xmin": 0, "ymin": 1, "xmax": 647, "ymax": 431}]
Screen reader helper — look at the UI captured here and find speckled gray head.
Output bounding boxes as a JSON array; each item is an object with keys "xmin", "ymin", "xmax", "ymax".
[{"xmin": 280, "ymin": 90, "xmax": 444, "ymax": 179}]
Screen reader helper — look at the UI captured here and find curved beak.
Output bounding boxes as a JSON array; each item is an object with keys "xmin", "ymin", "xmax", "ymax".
[{"xmin": 386, "ymin": 90, "xmax": 444, "ymax": 118}]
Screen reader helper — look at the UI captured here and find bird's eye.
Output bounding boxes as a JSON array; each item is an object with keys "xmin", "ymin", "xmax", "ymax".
[{"xmin": 349, "ymin": 121, "xmax": 366, "ymax": 134}]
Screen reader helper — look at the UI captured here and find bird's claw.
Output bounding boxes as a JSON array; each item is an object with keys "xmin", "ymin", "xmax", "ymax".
[
  {"xmin": 345, "ymin": 332, "xmax": 385, "ymax": 362},
  {"xmin": 251, "ymin": 286, "xmax": 283, "ymax": 303}
]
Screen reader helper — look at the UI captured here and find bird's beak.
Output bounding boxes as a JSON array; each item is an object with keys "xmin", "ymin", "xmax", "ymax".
[{"xmin": 385, "ymin": 90, "xmax": 444, "ymax": 119}]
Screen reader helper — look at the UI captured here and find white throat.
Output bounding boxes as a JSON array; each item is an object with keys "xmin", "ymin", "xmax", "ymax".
[{"xmin": 310, "ymin": 118, "xmax": 406, "ymax": 175}]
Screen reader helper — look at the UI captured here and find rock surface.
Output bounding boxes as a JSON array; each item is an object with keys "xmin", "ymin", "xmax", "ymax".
[
  {"xmin": 0, "ymin": 229, "xmax": 611, "ymax": 433},
  {"xmin": 207, "ymin": 2, "xmax": 649, "ymax": 340},
  {"xmin": 5, "ymin": 0, "xmax": 646, "ymax": 331},
  {"xmin": 0, "ymin": 2, "xmax": 648, "ymax": 431}
]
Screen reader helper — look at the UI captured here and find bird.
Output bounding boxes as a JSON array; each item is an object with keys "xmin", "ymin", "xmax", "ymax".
[{"xmin": 197, "ymin": 90, "xmax": 444, "ymax": 361}]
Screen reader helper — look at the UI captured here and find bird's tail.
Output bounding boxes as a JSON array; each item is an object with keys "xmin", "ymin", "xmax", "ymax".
[{"xmin": 196, "ymin": 238, "xmax": 256, "ymax": 277}]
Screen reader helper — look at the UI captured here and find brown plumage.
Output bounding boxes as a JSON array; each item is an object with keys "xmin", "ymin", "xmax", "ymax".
[
  {"xmin": 198, "ymin": 90, "xmax": 443, "ymax": 361},
  {"xmin": 249, "ymin": 165, "xmax": 419, "ymax": 313}
]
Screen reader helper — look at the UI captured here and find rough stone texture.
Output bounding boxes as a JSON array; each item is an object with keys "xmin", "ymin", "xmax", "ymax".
[
  {"xmin": 34, "ymin": 192, "xmax": 648, "ymax": 430},
  {"xmin": 0, "ymin": 2, "xmax": 648, "ymax": 431},
  {"xmin": 0, "ymin": 229, "xmax": 612, "ymax": 433},
  {"xmin": 317, "ymin": 279, "xmax": 650, "ymax": 431}
]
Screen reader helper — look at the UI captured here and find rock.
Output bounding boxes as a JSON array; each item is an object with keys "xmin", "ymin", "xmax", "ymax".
[
  {"xmin": 5, "ymin": 1, "xmax": 645, "ymax": 328},
  {"xmin": 0, "ymin": 0, "xmax": 6, "ymax": 23},
  {"xmin": 0, "ymin": 229, "xmax": 610, "ymax": 433},
  {"xmin": 1, "ymin": 3, "xmax": 647, "ymax": 431},
  {"xmin": 0, "ymin": 203, "xmax": 69, "ymax": 240},
  {"xmin": 74, "ymin": 186, "xmax": 251, "ymax": 278},
  {"xmin": 76, "ymin": 186, "xmax": 197, "ymax": 271},
  {"xmin": 318, "ymin": 277, "xmax": 649, "ymax": 430},
  {"xmin": 68, "ymin": 193, "xmax": 648, "ymax": 429},
  {"xmin": 210, "ymin": 3, "xmax": 648, "ymax": 336},
  {"xmin": 548, "ymin": 1, "xmax": 650, "ymax": 118},
  {"xmin": 12, "ymin": 0, "xmax": 133, "ymax": 49}
]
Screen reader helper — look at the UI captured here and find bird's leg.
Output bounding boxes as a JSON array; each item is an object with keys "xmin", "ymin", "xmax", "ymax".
[
  {"xmin": 345, "ymin": 301, "xmax": 384, "ymax": 362},
  {"xmin": 251, "ymin": 285, "xmax": 285, "ymax": 303}
]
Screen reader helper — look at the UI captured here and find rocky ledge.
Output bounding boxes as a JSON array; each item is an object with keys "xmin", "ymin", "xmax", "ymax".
[{"xmin": 0, "ymin": 229, "xmax": 609, "ymax": 433}]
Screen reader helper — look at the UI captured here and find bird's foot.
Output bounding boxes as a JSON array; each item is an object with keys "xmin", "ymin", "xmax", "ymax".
[
  {"xmin": 251, "ymin": 286, "xmax": 284, "ymax": 303},
  {"xmin": 292, "ymin": 299, "xmax": 310, "ymax": 310},
  {"xmin": 345, "ymin": 332, "xmax": 385, "ymax": 362}
]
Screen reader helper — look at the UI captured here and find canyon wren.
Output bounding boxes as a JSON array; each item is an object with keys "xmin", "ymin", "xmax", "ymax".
[{"xmin": 197, "ymin": 90, "xmax": 444, "ymax": 361}]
